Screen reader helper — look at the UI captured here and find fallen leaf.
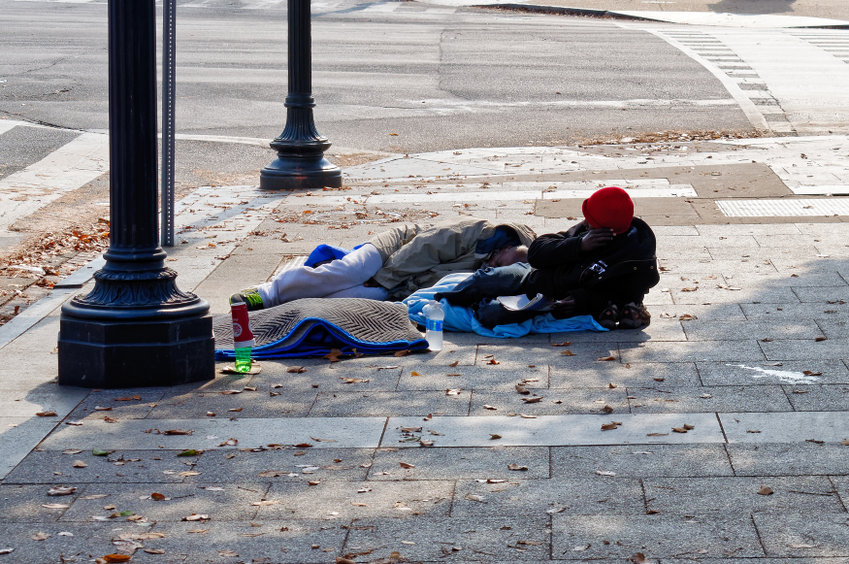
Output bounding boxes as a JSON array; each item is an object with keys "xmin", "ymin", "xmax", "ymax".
[
  {"xmin": 507, "ymin": 464, "xmax": 528, "ymax": 471},
  {"xmin": 489, "ymin": 434, "xmax": 502, "ymax": 440},
  {"xmin": 419, "ymin": 438, "xmax": 434, "ymax": 447},
  {"xmin": 595, "ymin": 470, "xmax": 616, "ymax": 477},
  {"xmin": 150, "ymin": 493, "xmax": 166, "ymax": 501},
  {"xmin": 0, "ymin": 549, "xmax": 13, "ymax": 555},
  {"xmin": 294, "ymin": 443, "xmax": 313, "ymax": 448},
  {"xmin": 182, "ymin": 514, "xmax": 210, "ymax": 521},
  {"xmin": 672, "ymin": 427, "xmax": 689, "ymax": 433},
  {"xmin": 399, "ymin": 462, "xmax": 415, "ymax": 469},
  {"xmin": 522, "ymin": 396, "xmax": 543, "ymax": 404},
  {"xmin": 560, "ymin": 349, "xmax": 576, "ymax": 356},
  {"xmin": 162, "ymin": 429, "xmax": 192, "ymax": 435},
  {"xmin": 551, "ymin": 341, "xmax": 571, "ymax": 347},
  {"xmin": 757, "ymin": 486, "xmax": 774, "ymax": 496},
  {"xmin": 486, "ymin": 358, "xmax": 500, "ymax": 365},
  {"xmin": 448, "ymin": 360, "xmax": 459, "ymax": 367},
  {"xmin": 340, "ymin": 377, "xmax": 369, "ymax": 384},
  {"xmin": 177, "ymin": 449, "xmax": 201, "ymax": 457},
  {"xmin": 445, "ymin": 388, "xmax": 462, "ymax": 396},
  {"xmin": 646, "ymin": 432, "xmax": 668, "ymax": 437},
  {"xmin": 103, "ymin": 554, "xmax": 131, "ymax": 563},
  {"xmin": 94, "ymin": 406, "xmax": 113, "ymax": 411},
  {"xmin": 31, "ymin": 532, "xmax": 50, "ymax": 541},
  {"xmin": 62, "ymin": 449, "xmax": 83, "ymax": 455},
  {"xmin": 803, "ymin": 370, "xmax": 823, "ymax": 376},
  {"xmin": 47, "ymin": 486, "xmax": 76, "ymax": 496},
  {"xmin": 519, "ymin": 413, "xmax": 537, "ymax": 419},
  {"xmin": 41, "ymin": 503, "xmax": 69, "ymax": 510},
  {"xmin": 324, "ymin": 349, "xmax": 344, "ymax": 362},
  {"xmin": 218, "ymin": 438, "xmax": 238, "ymax": 447},
  {"xmin": 72, "ymin": 460, "xmax": 88, "ymax": 468},
  {"xmin": 815, "ymin": 336, "xmax": 827, "ymax": 342},
  {"xmin": 143, "ymin": 549, "xmax": 166, "ymax": 555},
  {"xmin": 411, "ymin": 371, "xmax": 422, "ymax": 377},
  {"xmin": 601, "ymin": 405, "xmax": 614, "ymax": 414},
  {"xmin": 251, "ymin": 499, "xmax": 279, "ymax": 507},
  {"xmin": 218, "ymin": 550, "xmax": 239, "ymax": 558},
  {"xmin": 482, "ymin": 405, "xmax": 497, "ymax": 411},
  {"xmin": 307, "ymin": 480, "xmax": 321, "ymax": 486},
  {"xmin": 630, "ymin": 552, "xmax": 648, "ymax": 564},
  {"xmin": 287, "ymin": 366, "xmax": 307, "ymax": 373},
  {"xmin": 601, "ymin": 421, "xmax": 622, "ymax": 431},
  {"xmin": 515, "ymin": 383, "xmax": 530, "ymax": 395},
  {"xmin": 393, "ymin": 349, "xmax": 411, "ymax": 357},
  {"xmin": 597, "ymin": 356, "xmax": 616, "ymax": 362},
  {"xmin": 35, "ymin": 411, "xmax": 57, "ymax": 417}
]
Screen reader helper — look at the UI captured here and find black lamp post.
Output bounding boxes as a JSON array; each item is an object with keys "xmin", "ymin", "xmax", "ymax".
[
  {"xmin": 260, "ymin": 0, "xmax": 341, "ymax": 190},
  {"xmin": 57, "ymin": 0, "xmax": 214, "ymax": 388}
]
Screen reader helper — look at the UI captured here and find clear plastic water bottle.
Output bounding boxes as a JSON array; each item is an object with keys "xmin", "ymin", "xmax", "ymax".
[
  {"xmin": 230, "ymin": 302, "xmax": 255, "ymax": 373},
  {"xmin": 422, "ymin": 300, "xmax": 444, "ymax": 352}
]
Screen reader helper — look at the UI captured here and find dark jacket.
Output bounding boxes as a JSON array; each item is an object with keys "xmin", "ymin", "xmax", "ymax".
[{"xmin": 523, "ymin": 217, "xmax": 659, "ymax": 314}]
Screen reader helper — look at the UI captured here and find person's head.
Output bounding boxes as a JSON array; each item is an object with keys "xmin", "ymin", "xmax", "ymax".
[
  {"xmin": 486, "ymin": 245, "xmax": 528, "ymax": 267},
  {"xmin": 581, "ymin": 186, "xmax": 634, "ymax": 235}
]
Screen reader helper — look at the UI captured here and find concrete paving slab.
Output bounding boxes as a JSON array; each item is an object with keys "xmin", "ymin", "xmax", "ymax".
[
  {"xmin": 628, "ymin": 384, "xmax": 792, "ymax": 413},
  {"xmin": 244, "ymin": 357, "xmax": 404, "ymax": 392},
  {"xmin": 190, "ymin": 447, "xmax": 373, "ymax": 483},
  {"xmin": 59, "ymin": 482, "xmax": 268, "ymax": 523},
  {"xmin": 470, "ymin": 387, "xmax": 630, "ymax": 416},
  {"xmin": 682, "ymin": 319, "xmax": 824, "ymax": 341},
  {"xmin": 397, "ymin": 364, "xmax": 550, "ymax": 393},
  {"xmin": 39, "ymin": 417, "xmax": 388, "ymax": 451},
  {"xmin": 784, "ymin": 384, "xmax": 849, "ymax": 411},
  {"xmin": 727, "ymin": 443, "xmax": 849, "ymax": 476},
  {"xmin": 0, "ymin": 389, "xmax": 86, "ymax": 418},
  {"xmin": 368, "ymin": 446, "xmax": 550, "ymax": 480},
  {"xmin": 151, "ymin": 519, "xmax": 348, "ymax": 563},
  {"xmin": 760, "ymin": 337, "xmax": 849, "ymax": 361},
  {"xmin": 0, "ymin": 417, "xmax": 65, "ymax": 479},
  {"xmin": 0, "ymin": 484, "xmax": 75, "ymax": 522},
  {"xmin": 753, "ymin": 513, "xmax": 849, "ymax": 558},
  {"xmin": 0, "ymin": 521, "xmax": 166, "ymax": 564},
  {"xmin": 343, "ymin": 515, "xmax": 551, "ymax": 562},
  {"xmin": 385, "ymin": 413, "xmax": 724, "ymax": 447},
  {"xmin": 652, "ymin": 303, "xmax": 747, "ymax": 322},
  {"xmin": 551, "ymin": 513, "xmax": 763, "ymax": 559},
  {"xmin": 644, "ymin": 476, "xmax": 843, "ymax": 516},
  {"xmin": 146, "ymin": 390, "xmax": 317, "ymax": 418},
  {"xmin": 550, "ymin": 444, "xmax": 734, "ymax": 478},
  {"xmin": 452, "ymin": 477, "xmax": 645, "ymax": 517},
  {"xmin": 258, "ymin": 479, "xmax": 453, "ymax": 520},
  {"xmin": 3, "ymin": 449, "xmax": 198, "ymax": 485},
  {"xmin": 741, "ymin": 302, "xmax": 849, "ymax": 322},
  {"xmin": 549, "ymin": 361, "xmax": 701, "ymax": 388},
  {"xmin": 721, "ymin": 412, "xmax": 849, "ymax": 444},
  {"xmin": 310, "ymin": 390, "xmax": 471, "ymax": 417},
  {"xmin": 618, "ymin": 340, "xmax": 765, "ymax": 364},
  {"xmin": 64, "ymin": 389, "xmax": 164, "ymax": 423}
]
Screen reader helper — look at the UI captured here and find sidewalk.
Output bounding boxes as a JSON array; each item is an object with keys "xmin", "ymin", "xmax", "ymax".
[
  {"xmin": 3, "ymin": 135, "xmax": 849, "ymax": 562},
  {"xmin": 433, "ymin": 0, "xmax": 849, "ymax": 27}
]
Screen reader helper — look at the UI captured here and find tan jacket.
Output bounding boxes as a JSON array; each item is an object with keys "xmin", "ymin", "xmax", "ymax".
[{"xmin": 369, "ymin": 218, "xmax": 536, "ymax": 299}]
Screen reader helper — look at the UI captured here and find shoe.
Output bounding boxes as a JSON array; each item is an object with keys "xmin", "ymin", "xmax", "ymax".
[
  {"xmin": 618, "ymin": 302, "xmax": 651, "ymax": 330},
  {"xmin": 596, "ymin": 302, "xmax": 619, "ymax": 330},
  {"xmin": 229, "ymin": 289, "xmax": 265, "ymax": 311}
]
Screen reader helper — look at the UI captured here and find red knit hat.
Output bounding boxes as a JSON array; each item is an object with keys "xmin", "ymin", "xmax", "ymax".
[{"xmin": 581, "ymin": 186, "xmax": 634, "ymax": 235}]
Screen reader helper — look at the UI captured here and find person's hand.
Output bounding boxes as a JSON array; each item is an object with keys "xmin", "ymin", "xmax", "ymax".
[
  {"xmin": 580, "ymin": 228, "xmax": 615, "ymax": 252},
  {"xmin": 550, "ymin": 297, "xmax": 577, "ymax": 319}
]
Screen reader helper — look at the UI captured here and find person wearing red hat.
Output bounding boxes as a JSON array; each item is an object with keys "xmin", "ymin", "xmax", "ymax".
[
  {"xmin": 524, "ymin": 186, "xmax": 658, "ymax": 329},
  {"xmin": 438, "ymin": 186, "xmax": 658, "ymax": 329}
]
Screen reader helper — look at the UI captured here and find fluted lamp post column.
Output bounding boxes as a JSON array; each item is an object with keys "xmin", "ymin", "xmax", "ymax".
[
  {"xmin": 57, "ymin": 0, "xmax": 214, "ymax": 388},
  {"xmin": 260, "ymin": 0, "xmax": 341, "ymax": 190}
]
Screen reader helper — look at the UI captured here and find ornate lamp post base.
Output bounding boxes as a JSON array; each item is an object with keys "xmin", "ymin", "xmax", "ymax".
[
  {"xmin": 260, "ymin": 146, "xmax": 342, "ymax": 190},
  {"xmin": 58, "ymin": 314, "xmax": 214, "ymax": 388}
]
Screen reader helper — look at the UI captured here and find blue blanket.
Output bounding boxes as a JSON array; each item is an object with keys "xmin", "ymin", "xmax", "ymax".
[
  {"xmin": 214, "ymin": 298, "xmax": 428, "ymax": 360},
  {"xmin": 403, "ymin": 273, "xmax": 607, "ymax": 338}
]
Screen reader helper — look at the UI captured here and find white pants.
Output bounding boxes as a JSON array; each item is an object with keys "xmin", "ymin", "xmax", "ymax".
[{"xmin": 256, "ymin": 243, "xmax": 389, "ymax": 307}]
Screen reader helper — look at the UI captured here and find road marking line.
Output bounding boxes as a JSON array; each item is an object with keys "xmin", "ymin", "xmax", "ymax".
[
  {"xmin": 0, "ymin": 132, "xmax": 108, "ymax": 232},
  {"xmin": 717, "ymin": 198, "xmax": 849, "ymax": 217}
]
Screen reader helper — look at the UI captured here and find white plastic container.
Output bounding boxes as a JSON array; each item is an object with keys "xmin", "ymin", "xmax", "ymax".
[{"xmin": 422, "ymin": 300, "xmax": 444, "ymax": 352}]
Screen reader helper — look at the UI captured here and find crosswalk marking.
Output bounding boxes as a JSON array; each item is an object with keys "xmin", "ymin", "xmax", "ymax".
[{"xmin": 0, "ymin": 131, "xmax": 108, "ymax": 233}]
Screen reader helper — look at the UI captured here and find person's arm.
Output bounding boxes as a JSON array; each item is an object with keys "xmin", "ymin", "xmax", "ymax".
[{"xmin": 527, "ymin": 231, "xmax": 582, "ymax": 268}]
